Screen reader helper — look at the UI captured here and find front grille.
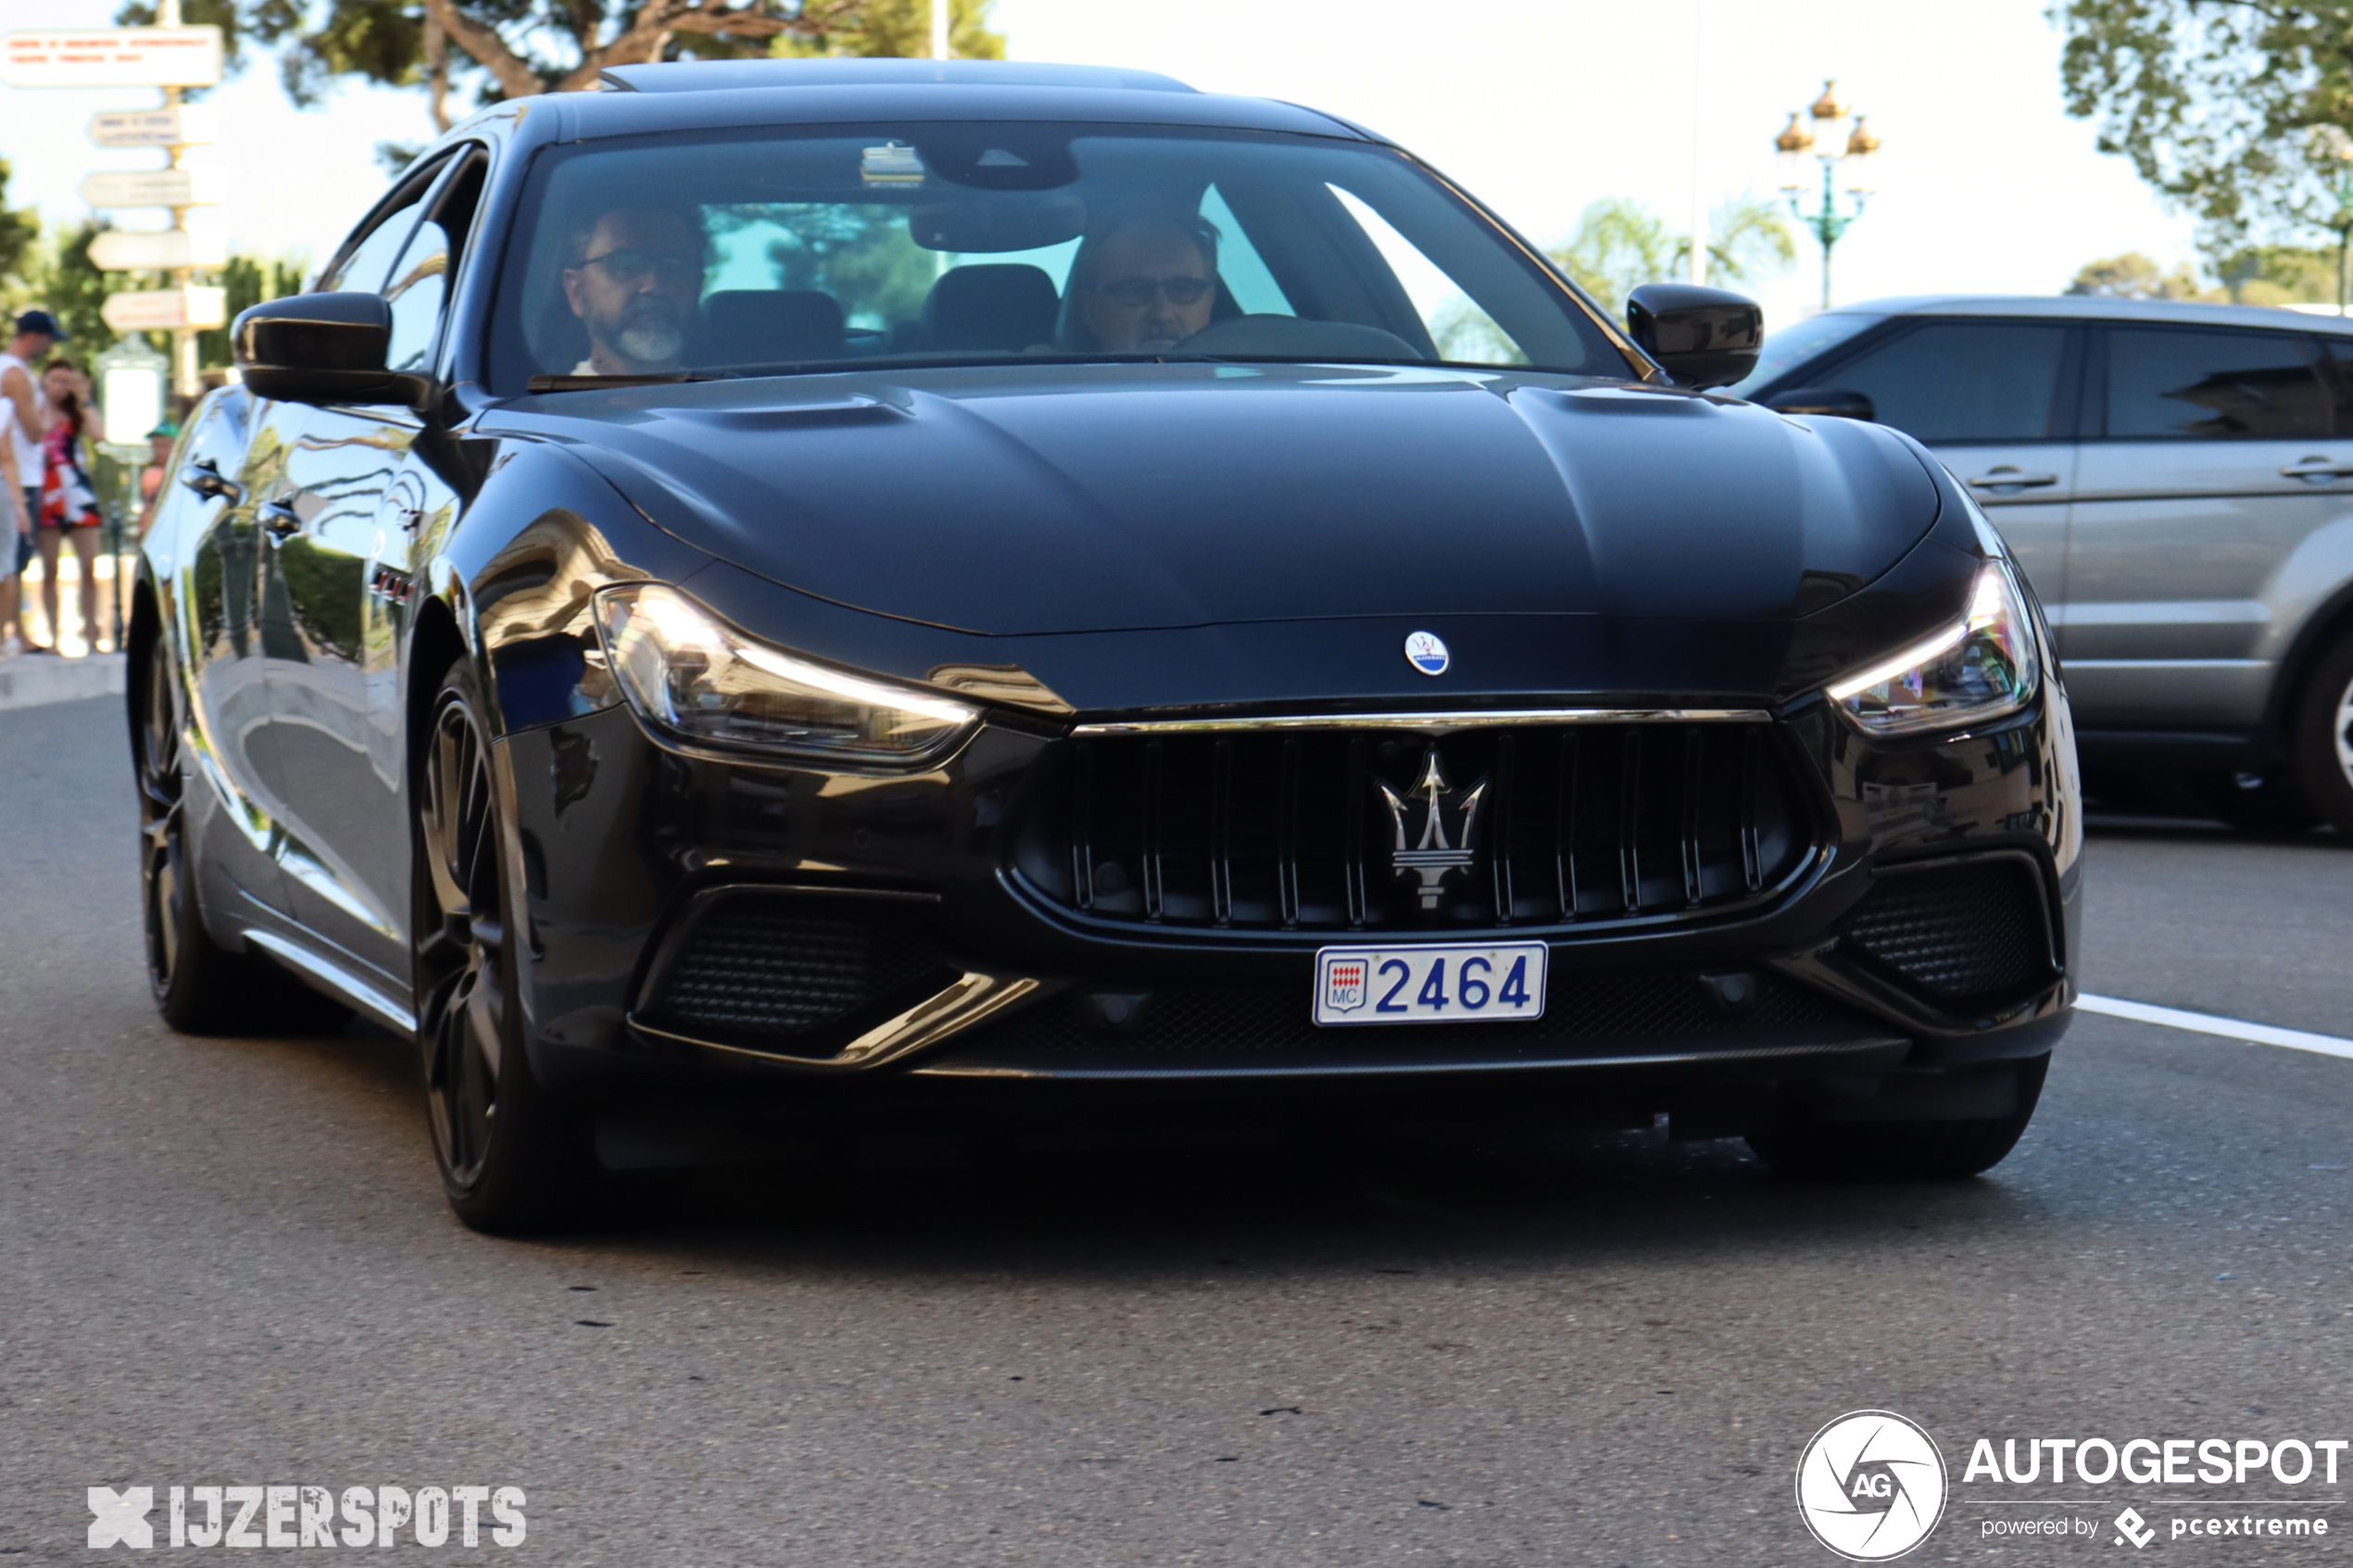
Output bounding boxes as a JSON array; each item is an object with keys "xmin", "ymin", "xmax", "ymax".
[
  {"xmin": 944, "ymin": 968, "xmax": 1875, "ymax": 1062},
  {"xmin": 637, "ymin": 893, "xmax": 957, "ymax": 1051},
  {"xmin": 1010, "ymin": 723, "xmax": 1820, "ymax": 934},
  {"xmin": 1838, "ymin": 857, "xmax": 2055, "ymax": 1009}
]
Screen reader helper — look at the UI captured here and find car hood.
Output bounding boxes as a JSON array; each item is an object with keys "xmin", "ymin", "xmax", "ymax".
[{"xmin": 488, "ymin": 363, "xmax": 1941, "ymax": 638}]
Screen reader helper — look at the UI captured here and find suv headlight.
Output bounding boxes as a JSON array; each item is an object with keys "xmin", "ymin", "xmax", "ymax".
[
  {"xmin": 1825, "ymin": 561, "xmax": 2042, "ymax": 736},
  {"xmin": 594, "ymin": 583, "xmax": 978, "ymax": 766}
]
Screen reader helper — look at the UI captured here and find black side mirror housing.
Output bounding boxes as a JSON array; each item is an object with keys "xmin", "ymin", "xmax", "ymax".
[
  {"xmin": 233, "ymin": 293, "xmax": 426, "ymax": 408},
  {"xmin": 1623, "ymin": 282, "xmax": 1763, "ymax": 390},
  {"xmin": 1764, "ymin": 385, "xmax": 1877, "ymax": 421}
]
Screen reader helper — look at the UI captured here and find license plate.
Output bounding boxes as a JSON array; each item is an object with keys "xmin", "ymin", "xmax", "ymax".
[{"xmin": 1313, "ymin": 942, "xmax": 1548, "ymax": 1026}]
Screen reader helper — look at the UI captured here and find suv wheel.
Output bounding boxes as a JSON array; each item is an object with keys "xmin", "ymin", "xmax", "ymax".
[
  {"xmin": 2291, "ymin": 632, "xmax": 2353, "ymax": 837},
  {"xmin": 414, "ymin": 658, "xmax": 596, "ymax": 1233}
]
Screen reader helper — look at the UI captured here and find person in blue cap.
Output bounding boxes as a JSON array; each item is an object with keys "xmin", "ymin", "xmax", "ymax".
[{"xmin": 0, "ymin": 309, "xmax": 62, "ymax": 656}]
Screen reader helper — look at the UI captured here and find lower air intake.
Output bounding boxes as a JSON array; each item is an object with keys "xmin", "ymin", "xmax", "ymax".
[
  {"xmin": 636, "ymin": 892, "xmax": 956, "ymax": 1054},
  {"xmin": 1838, "ymin": 857, "xmax": 2056, "ymax": 1010}
]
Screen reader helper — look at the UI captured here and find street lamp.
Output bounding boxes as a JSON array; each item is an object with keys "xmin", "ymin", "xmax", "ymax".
[{"xmin": 1777, "ymin": 81, "xmax": 1881, "ymax": 309}]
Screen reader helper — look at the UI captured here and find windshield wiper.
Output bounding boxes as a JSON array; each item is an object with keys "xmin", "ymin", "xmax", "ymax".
[{"xmin": 525, "ymin": 370, "xmax": 730, "ymax": 392}]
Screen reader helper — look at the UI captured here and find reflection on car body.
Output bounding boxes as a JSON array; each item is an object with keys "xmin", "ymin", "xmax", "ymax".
[{"xmin": 131, "ymin": 60, "xmax": 2081, "ymax": 1231}]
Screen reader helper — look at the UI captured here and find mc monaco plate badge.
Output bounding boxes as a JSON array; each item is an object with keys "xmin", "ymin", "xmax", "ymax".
[{"xmin": 1314, "ymin": 942, "xmax": 1548, "ymax": 1026}]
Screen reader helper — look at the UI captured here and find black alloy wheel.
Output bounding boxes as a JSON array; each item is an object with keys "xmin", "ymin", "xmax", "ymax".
[
  {"xmin": 1743, "ymin": 1054, "xmax": 2050, "ymax": 1182},
  {"xmin": 137, "ymin": 635, "xmax": 342, "ymax": 1034},
  {"xmin": 415, "ymin": 659, "xmax": 593, "ymax": 1232},
  {"xmin": 2291, "ymin": 632, "xmax": 2353, "ymax": 839}
]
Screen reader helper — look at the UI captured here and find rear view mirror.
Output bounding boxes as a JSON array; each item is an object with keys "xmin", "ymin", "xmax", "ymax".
[
  {"xmin": 233, "ymin": 293, "xmax": 426, "ymax": 408},
  {"xmin": 910, "ymin": 192, "xmax": 1086, "ymax": 253},
  {"xmin": 1623, "ymin": 282, "xmax": 1763, "ymax": 390},
  {"xmin": 1765, "ymin": 386, "xmax": 1876, "ymax": 421}
]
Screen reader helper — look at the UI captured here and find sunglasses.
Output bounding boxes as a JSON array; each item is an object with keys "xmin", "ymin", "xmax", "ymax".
[
  {"xmin": 1093, "ymin": 274, "xmax": 1214, "ymax": 307},
  {"xmin": 577, "ymin": 249, "xmax": 702, "ymax": 287}
]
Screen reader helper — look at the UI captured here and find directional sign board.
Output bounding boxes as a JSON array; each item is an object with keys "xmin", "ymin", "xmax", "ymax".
[
  {"xmin": 101, "ymin": 285, "xmax": 227, "ymax": 334},
  {"xmin": 89, "ymin": 228, "xmax": 228, "ymax": 272},
  {"xmin": 79, "ymin": 168, "xmax": 225, "ymax": 210},
  {"xmin": 87, "ymin": 105, "xmax": 217, "ymax": 149},
  {"xmin": 4, "ymin": 28, "xmax": 223, "ymax": 88}
]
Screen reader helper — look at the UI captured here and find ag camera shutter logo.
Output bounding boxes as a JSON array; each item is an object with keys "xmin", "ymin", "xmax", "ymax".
[{"xmin": 1795, "ymin": 1410, "xmax": 1947, "ymax": 1561}]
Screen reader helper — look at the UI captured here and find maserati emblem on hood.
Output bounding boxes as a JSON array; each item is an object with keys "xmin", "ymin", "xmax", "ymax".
[
  {"xmin": 1379, "ymin": 748, "xmax": 1488, "ymax": 909},
  {"xmin": 1403, "ymin": 631, "xmax": 1450, "ymax": 675}
]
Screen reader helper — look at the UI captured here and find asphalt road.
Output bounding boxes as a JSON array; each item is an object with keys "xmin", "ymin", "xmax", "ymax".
[{"xmin": 4, "ymin": 694, "xmax": 2351, "ymax": 1566}]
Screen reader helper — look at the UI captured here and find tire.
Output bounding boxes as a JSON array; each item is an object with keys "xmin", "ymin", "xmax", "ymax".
[
  {"xmin": 136, "ymin": 634, "xmax": 351, "ymax": 1035},
  {"xmin": 414, "ymin": 658, "xmax": 597, "ymax": 1233},
  {"xmin": 1743, "ymin": 1054, "xmax": 2049, "ymax": 1182},
  {"xmin": 2291, "ymin": 632, "xmax": 2353, "ymax": 838}
]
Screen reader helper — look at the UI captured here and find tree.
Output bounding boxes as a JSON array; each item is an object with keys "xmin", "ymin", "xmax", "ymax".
[
  {"xmin": 28, "ymin": 223, "xmax": 132, "ymax": 357},
  {"xmin": 199, "ymin": 253, "xmax": 308, "ymax": 367},
  {"xmin": 0, "ymin": 161, "xmax": 40, "ymax": 295},
  {"xmin": 775, "ymin": 0, "xmax": 1000, "ymax": 60},
  {"xmin": 117, "ymin": 0, "xmax": 1001, "ymax": 132},
  {"xmin": 1549, "ymin": 195, "xmax": 1794, "ymax": 316},
  {"xmin": 2055, "ymin": 0, "xmax": 2353, "ymax": 258},
  {"xmin": 2065, "ymin": 250, "xmax": 2212, "ymax": 298}
]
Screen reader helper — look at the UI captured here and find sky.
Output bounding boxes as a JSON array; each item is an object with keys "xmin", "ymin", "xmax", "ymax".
[{"xmin": 0, "ymin": 0, "xmax": 2210, "ymax": 326}]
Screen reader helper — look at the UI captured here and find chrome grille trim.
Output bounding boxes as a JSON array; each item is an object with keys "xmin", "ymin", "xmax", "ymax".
[{"xmin": 1069, "ymin": 709, "xmax": 1773, "ymax": 737}]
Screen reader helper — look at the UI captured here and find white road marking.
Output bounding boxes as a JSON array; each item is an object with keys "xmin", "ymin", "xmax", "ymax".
[{"xmin": 2079, "ymin": 993, "xmax": 2353, "ymax": 1061}]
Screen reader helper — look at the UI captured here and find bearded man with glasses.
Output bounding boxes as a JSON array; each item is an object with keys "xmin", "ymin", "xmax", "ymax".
[
  {"xmin": 560, "ymin": 206, "xmax": 708, "ymax": 376},
  {"xmin": 1073, "ymin": 210, "xmax": 1222, "ymax": 353}
]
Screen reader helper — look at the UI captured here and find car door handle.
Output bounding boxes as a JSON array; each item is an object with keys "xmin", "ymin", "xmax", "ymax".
[
  {"xmin": 1966, "ymin": 468, "xmax": 2058, "ymax": 491},
  {"xmin": 258, "ymin": 501, "xmax": 303, "ymax": 542},
  {"xmin": 181, "ymin": 458, "xmax": 242, "ymax": 504},
  {"xmin": 2280, "ymin": 457, "xmax": 2353, "ymax": 481}
]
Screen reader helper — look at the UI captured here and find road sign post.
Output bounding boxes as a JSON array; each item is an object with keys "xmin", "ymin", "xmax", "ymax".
[
  {"xmin": 87, "ymin": 104, "xmax": 216, "ymax": 148},
  {"xmin": 19, "ymin": 2, "xmax": 231, "ymax": 401},
  {"xmin": 2, "ymin": 27, "xmax": 223, "ymax": 89},
  {"xmin": 89, "ymin": 229, "xmax": 226, "ymax": 272}
]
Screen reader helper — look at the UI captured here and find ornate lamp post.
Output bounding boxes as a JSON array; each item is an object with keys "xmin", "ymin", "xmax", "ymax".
[{"xmin": 1777, "ymin": 82, "xmax": 1881, "ymax": 309}]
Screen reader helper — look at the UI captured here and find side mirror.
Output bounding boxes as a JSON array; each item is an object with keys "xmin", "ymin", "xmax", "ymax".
[
  {"xmin": 1765, "ymin": 386, "xmax": 1876, "ymax": 421},
  {"xmin": 1623, "ymin": 282, "xmax": 1763, "ymax": 390},
  {"xmin": 233, "ymin": 293, "xmax": 425, "ymax": 408}
]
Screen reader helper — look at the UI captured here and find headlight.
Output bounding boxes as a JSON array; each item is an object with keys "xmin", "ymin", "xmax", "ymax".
[
  {"xmin": 1825, "ymin": 561, "xmax": 2041, "ymax": 735},
  {"xmin": 594, "ymin": 583, "xmax": 978, "ymax": 766}
]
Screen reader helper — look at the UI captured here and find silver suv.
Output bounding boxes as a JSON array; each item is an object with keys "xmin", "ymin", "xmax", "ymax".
[{"xmin": 1733, "ymin": 295, "xmax": 2353, "ymax": 834}]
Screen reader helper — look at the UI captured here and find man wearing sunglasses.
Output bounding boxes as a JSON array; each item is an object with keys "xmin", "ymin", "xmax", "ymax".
[
  {"xmin": 560, "ymin": 205, "xmax": 708, "ymax": 376},
  {"xmin": 1075, "ymin": 211, "xmax": 1221, "ymax": 353}
]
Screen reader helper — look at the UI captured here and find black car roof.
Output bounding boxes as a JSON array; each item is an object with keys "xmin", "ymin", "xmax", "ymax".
[{"xmin": 475, "ymin": 59, "xmax": 1375, "ymax": 146}]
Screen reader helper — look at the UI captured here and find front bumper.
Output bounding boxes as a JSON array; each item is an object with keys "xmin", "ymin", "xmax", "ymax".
[{"xmin": 496, "ymin": 672, "xmax": 2082, "ymax": 1116}]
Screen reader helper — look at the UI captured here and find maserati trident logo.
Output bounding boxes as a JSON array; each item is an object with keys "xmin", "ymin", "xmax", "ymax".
[
  {"xmin": 1403, "ymin": 631, "xmax": 1450, "ymax": 675},
  {"xmin": 1378, "ymin": 748, "xmax": 1488, "ymax": 909}
]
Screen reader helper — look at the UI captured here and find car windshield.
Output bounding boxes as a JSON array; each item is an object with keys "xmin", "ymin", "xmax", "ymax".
[{"xmin": 486, "ymin": 121, "xmax": 1630, "ymax": 391}]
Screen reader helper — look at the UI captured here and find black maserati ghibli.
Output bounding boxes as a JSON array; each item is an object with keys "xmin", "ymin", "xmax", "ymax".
[{"xmin": 132, "ymin": 59, "xmax": 2079, "ymax": 1229}]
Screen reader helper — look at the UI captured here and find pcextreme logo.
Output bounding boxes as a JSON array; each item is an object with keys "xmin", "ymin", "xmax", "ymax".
[{"xmin": 1796, "ymin": 1411, "xmax": 1949, "ymax": 1561}]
